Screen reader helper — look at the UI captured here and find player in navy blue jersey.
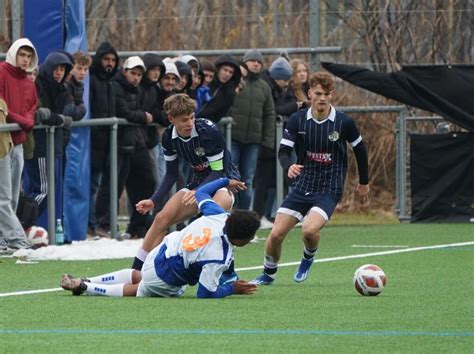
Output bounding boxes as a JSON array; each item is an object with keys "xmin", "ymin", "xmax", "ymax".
[
  {"xmin": 132, "ymin": 94, "xmax": 244, "ymax": 271},
  {"xmin": 252, "ymin": 71, "xmax": 370, "ymax": 285}
]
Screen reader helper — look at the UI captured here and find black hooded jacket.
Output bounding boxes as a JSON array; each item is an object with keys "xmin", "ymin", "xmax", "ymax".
[
  {"xmin": 139, "ymin": 54, "xmax": 167, "ymax": 148},
  {"xmin": 34, "ymin": 51, "xmax": 73, "ymax": 157},
  {"xmin": 197, "ymin": 54, "xmax": 241, "ymax": 123},
  {"xmin": 174, "ymin": 60, "xmax": 195, "ymax": 98},
  {"xmin": 261, "ymin": 70, "xmax": 298, "ymax": 118},
  {"xmin": 89, "ymin": 42, "xmax": 119, "ymax": 167},
  {"xmin": 113, "ymin": 71, "xmax": 148, "ymax": 153},
  {"xmin": 90, "ymin": 42, "xmax": 119, "ymax": 119}
]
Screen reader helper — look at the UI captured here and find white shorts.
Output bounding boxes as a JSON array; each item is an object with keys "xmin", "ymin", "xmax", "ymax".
[{"xmin": 136, "ymin": 242, "xmax": 186, "ymax": 298}]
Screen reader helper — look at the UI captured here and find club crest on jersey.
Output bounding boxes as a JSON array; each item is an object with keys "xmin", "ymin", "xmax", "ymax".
[
  {"xmin": 328, "ymin": 131, "xmax": 339, "ymax": 142},
  {"xmin": 194, "ymin": 147, "xmax": 206, "ymax": 156}
]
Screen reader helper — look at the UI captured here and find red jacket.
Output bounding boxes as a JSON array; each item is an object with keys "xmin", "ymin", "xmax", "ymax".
[{"xmin": 0, "ymin": 62, "xmax": 37, "ymax": 145}]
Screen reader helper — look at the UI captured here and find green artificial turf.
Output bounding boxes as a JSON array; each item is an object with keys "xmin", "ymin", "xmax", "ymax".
[{"xmin": 1, "ymin": 223, "xmax": 473, "ymax": 353}]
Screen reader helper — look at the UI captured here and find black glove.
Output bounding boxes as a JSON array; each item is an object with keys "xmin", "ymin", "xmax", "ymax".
[
  {"xmin": 72, "ymin": 85, "xmax": 84, "ymax": 105},
  {"xmin": 43, "ymin": 112, "xmax": 64, "ymax": 127}
]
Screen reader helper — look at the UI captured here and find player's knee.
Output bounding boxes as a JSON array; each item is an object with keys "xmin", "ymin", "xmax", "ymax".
[
  {"xmin": 268, "ymin": 231, "xmax": 286, "ymax": 244},
  {"xmin": 301, "ymin": 227, "xmax": 320, "ymax": 242},
  {"xmin": 154, "ymin": 209, "xmax": 173, "ymax": 225}
]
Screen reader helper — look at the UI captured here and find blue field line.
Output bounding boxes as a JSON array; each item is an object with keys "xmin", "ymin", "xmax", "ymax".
[{"xmin": 0, "ymin": 328, "xmax": 473, "ymax": 337}]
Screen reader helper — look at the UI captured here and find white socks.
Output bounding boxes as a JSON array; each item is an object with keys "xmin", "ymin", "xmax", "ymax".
[
  {"xmin": 88, "ymin": 269, "xmax": 134, "ymax": 284},
  {"xmin": 82, "ymin": 269, "xmax": 135, "ymax": 297},
  {"xmin": 85, "ymin": 283, "xmax": 124, "ymax": 297}
]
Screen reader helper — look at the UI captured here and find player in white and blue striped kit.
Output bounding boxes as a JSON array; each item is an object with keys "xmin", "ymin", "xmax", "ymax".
[
  {"xmin": 61, "ymin": 177, "xmax": 260, "ymax": 298},
  {"xmin": 252, "ymin": 72, "xmax": 370, "ymax": 285}
]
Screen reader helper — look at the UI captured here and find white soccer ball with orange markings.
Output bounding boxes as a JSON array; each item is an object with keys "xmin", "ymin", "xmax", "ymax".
[{"xmin": 353, "ymin": 264, "xmax": 387, "ymax": 296}]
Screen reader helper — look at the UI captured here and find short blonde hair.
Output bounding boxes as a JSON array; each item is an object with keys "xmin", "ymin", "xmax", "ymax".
[{"xmin": 163, "ymin": 93, "xmax": 197, "ymax": 117}]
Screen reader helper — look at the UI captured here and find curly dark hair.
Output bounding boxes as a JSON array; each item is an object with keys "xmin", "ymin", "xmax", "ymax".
[
  {"xmin": 309, "ymin": 71, "xmax": 335, "ymax": 92},
  {"xmin": 225, "ymin": 210, "xmax": 261, "ymax": 241}
]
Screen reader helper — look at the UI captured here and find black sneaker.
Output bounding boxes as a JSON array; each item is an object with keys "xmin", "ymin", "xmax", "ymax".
[{"xmin": 60, "ymin": 274, "xmax": 88, "ymax": 296}]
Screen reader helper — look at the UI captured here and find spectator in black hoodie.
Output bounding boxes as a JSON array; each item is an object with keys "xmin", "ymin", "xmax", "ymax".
[
  {"xmin": 88, "ymin": 41, "xmax": 119, "ymax": 237},
  {"xmin": 196, "ymin": 55, "xmax": 241, "ymax": 123},
  {"xmin": 24, "ymin": 51, "xmax": 74, "ymax": 219},
  {"xmin": 95, "ymin": 56, "xmax": 152, "ymax": 237}
]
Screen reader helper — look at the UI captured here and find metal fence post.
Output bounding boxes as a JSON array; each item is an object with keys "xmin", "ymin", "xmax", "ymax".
[
  {"xmin": 46, "ymin": 126, "xmax": 56, "ymax": 244},
  {"xmin": 275, "ymin": 116, "xmax": 284, "ymax": 211},
  {"xmin": 109, "ymin": 120, "xmax": 118, "ymax": 239},
  {"xmin": 217, "ymin": 116, "xmax": 233, "ymax": 152},
  {"xmin": 397, "ymin": 107, "xmax": 408, "ymax": 220},
  {"xmin": 309, "ymin": 0, "xmax": 320, "ymax": 71}
]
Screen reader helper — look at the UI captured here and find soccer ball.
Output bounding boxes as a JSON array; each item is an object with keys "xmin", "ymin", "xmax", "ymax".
[
  {"xmin": 353, "ymin": 264, "xmax": 387, "ymax": 296},
  {"xmin": 26, "ymin": 226, "xmax": 49, "ymax": 248}
]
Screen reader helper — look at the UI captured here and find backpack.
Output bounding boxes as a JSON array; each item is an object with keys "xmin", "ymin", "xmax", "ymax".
[{"xmin": 16, "ymin": 192, "xmax": 38, "ymax": 230}]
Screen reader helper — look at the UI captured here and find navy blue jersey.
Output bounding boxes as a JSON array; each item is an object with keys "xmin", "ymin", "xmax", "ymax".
[
  {"xmin": 162, "ymin": 118, "xmax": 240, "ymax": 186},
  {"xmin": 281, "ymin": 106, "xmax": 362, "ymax": 195}
]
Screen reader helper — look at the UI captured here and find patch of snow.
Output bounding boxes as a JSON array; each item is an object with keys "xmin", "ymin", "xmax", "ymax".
[{"xmin": 13, "ymin": 238, "xmax": 142, "ymax": 261}]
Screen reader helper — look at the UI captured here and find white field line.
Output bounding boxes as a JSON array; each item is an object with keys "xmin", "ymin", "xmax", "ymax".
[
  {"xmin": 1, "ymin": 240, "xmax": 473, "ymax": 298},
  {"xmin": 0, "ymin": 288, "xmax": 63, "ymax": 297},
  {"xmin": 236, "ymin": 241, "xmax": 474, "ymax": 271},
  {"xmin": 351, "ymin": 245, "xmax": 409, "ymax": 248}
]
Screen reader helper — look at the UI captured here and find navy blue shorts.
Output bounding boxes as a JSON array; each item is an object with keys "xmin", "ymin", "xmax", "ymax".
[{"xmin": 278, "ymin": 190, "xmax": 341, "ymax": 222}]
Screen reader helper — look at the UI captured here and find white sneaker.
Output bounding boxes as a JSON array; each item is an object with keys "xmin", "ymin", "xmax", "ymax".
[{"xmin": 259, "ymin": 217, "xmax": 274, "ymax": 230}]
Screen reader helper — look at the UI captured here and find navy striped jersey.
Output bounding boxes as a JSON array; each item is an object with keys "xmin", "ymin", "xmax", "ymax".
[
  {"xmin": 162, "ymin": 118, "xmax": 240, "ymax": 185},
  {"xmin": 281, "ymin": 106, "xmax": 362, "ymax": 195}
]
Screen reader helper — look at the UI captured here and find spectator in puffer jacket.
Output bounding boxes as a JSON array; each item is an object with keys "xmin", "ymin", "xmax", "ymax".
[{"xmin": 228, "ymin": 49, "xmax": 275, "ymax": 210}]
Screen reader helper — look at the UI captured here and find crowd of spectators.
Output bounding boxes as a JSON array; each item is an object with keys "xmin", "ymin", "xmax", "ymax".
[{"xmin": 0, "ymin": 38, "xmax": 313, "ymax": 248}]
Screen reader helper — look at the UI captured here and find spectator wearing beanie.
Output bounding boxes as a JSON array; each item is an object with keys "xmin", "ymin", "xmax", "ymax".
[
  {"xmin": 228, "ymin": 49, "xmax": 275, "ymax": 210},
  {"xmin": 254, "ymin": 56, "xmax": 299, "ymax": 226}
]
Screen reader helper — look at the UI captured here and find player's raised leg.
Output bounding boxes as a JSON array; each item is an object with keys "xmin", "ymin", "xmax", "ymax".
[
  {"xmin": 132, "ymin": 190, "xmax": 198, "ymax": 270},
  {"xmin": 212, "ymin": 188, "xmax": 234, "ymax": 211},
  {"xmin": 251, "ymin": 212, "xmax": 298, "ymax": 285}
]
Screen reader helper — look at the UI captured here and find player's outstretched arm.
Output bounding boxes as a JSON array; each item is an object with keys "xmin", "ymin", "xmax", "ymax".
[
  {"xmin": 196, "ymin": 280, "xmax": 257, "ymax": 298},
  {"xmin": 232, "ymin": 280, "xmax": 258, "ymax": 295}
]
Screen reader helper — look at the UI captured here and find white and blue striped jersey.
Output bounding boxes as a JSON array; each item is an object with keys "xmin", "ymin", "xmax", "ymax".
[
  {"xmin": 161, "ymin": 118, "xmax": 239, "ymax": 186},
  {"xmin": 281, "ymin": 106, "xmax": 362, "ymax": 195},
  {"xmin": 153, "ymin": 178, "xmax": 234, "ymax": 297}
]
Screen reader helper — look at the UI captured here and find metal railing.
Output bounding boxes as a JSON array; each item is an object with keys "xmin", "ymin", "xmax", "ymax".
[
  {"xmin": 2, "ymin": 105, "xmax": 410, "ymax": 245},
  {"xmin": 1, "ymin": 117, "xmax": 234, "ymax": 243}
]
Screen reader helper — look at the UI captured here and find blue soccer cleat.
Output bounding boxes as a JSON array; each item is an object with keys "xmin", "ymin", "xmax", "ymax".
[
  {"xmin": 219, "ymin": 271, "xmax": 239, "ymax": 285},
  {"xmin": 249, "ymin": 273, "xmax": 275, "ymax": 285},
  {"xmin": 293, "ymin": 258, "xmax": 314, "ymax": 283}
]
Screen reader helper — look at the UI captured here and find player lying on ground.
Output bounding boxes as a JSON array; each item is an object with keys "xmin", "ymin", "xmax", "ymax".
[
  {"xmin": 61, "ymin": 177, "xmax": 260, "ymax": 298},
  {"xmin": 132, "ymin": 94, "xmax": 243, "ymax": 271},
  {"xmin": 251, "ymin": 71, "xmax": 370, "ymax": 285}
]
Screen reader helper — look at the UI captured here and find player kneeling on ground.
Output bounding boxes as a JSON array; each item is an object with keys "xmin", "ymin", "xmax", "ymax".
[{"xmin": 61, "ymin": 178, "xmax": 260, "ymax": 298}]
